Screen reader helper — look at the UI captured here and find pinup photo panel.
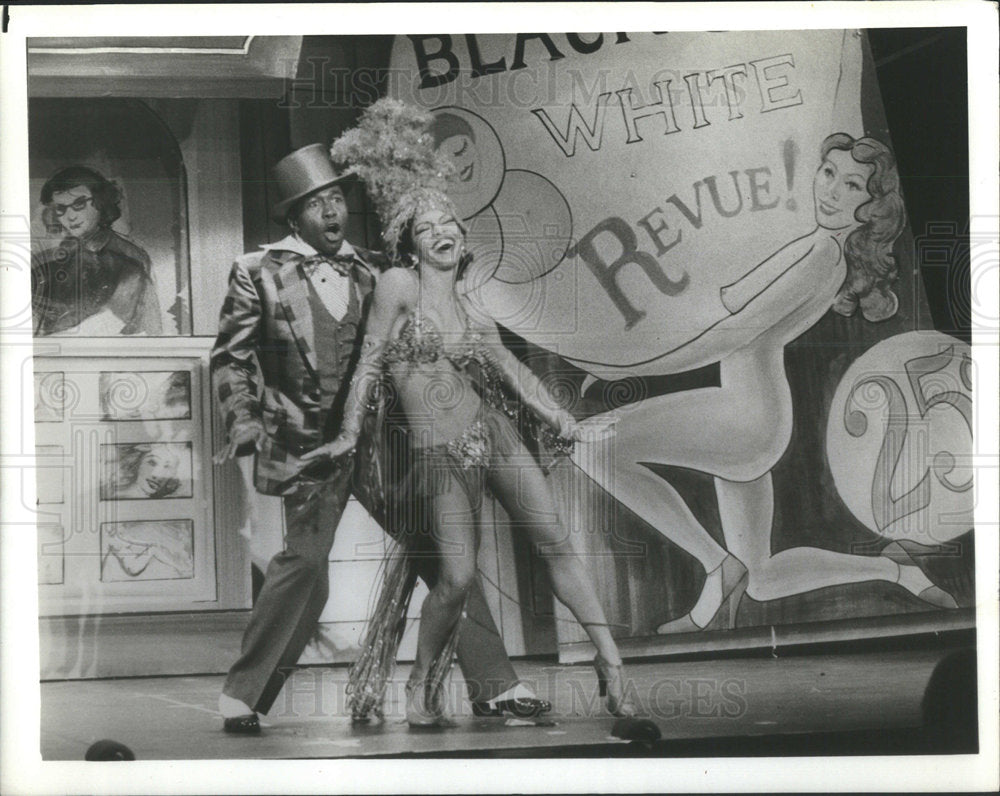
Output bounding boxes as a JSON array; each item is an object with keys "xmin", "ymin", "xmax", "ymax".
[{"xmin": 33, "ymin": 349, "xmax": 219, "ymax": 629}]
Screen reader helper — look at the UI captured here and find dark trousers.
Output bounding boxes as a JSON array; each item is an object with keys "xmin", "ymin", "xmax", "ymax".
[{"xmin": 223, "ymin": 473, "xmax": 517, "ymax": 715}]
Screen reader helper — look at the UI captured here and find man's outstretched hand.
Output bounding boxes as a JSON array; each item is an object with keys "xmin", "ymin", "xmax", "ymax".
[
  {"xmin": 299, "ymin": 434, "xmax": 357, "ymax": 463},
  {"xmin": 213, "ymin": 419, "xmax": 266, "ymax": 464}
]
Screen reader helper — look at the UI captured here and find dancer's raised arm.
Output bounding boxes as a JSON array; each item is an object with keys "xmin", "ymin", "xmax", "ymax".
[{"xmin": 462, "ymin": 300, "xmax": 578, "ymax": 440}]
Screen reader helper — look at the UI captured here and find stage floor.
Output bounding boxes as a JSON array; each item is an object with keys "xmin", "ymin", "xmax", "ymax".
[{"xmin": 39, "ymin": 644, "xmax": 974, "ymax": 761}]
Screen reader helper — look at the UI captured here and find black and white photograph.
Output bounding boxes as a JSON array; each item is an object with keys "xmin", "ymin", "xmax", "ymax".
[
  {"xmin": 99, "ymin": 370, "xmax": 192, "ymax": 421},
  {"xmin": 0, "ymin": 3, "xmax": 997, "ymax": 794},
  {"xmin": 32, "ymin": 370, "xmax": 64, "ymax": 421},
  {"xmin": 99, "ymin": 441, "xmax": 193, "ymax": 501},
  {"xmin": 33, "ymin": 444, "xmax": 64, "ymax": 505},
  {"xmin": 100, "ymin": 520, "xmax": 195, "ymax": 582},
  {"xmin": 37, "ymin": 524, "xmax": 66, "ymax": 586}
]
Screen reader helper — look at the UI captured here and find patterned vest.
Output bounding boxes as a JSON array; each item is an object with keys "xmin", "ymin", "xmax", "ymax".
[{"xmin": 306, "ymin": 272, "xmax": 362, "ymax": 440}]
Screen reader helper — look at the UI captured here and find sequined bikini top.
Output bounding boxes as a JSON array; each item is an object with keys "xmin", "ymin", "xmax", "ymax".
[
  {"xmin": 380, "ymin": 304, "xmax": 575, "ymax": 462},
  {"xmin": 384, "ymin": 308, "xmax": 489, "ymax": 370}
]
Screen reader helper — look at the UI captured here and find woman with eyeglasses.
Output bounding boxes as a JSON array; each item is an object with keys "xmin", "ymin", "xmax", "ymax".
[{"xmin": 31, "ymin": 165, "xmax": 162, "ymax": 336}]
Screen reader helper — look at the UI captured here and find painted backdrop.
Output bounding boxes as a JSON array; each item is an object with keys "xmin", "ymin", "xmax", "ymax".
[{"xmin": 390, "ymin": 31, "xmax": 973, "ymax": 653}]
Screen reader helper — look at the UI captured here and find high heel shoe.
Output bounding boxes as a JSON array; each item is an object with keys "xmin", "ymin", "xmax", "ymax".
[
  {"xmin": 593, "ymin": 654, "xmax": 637, "ymax": 717},
  {"xmin": 656, "ymin": 554, "xmax": 748, "ymax": 635},
  {"xmin": 405, "ymin": 679, "xmax": 457, "ymax": 729},
  {"xmin": 881, "ymin": 540, "xmax": 959, "ymax": 609}
]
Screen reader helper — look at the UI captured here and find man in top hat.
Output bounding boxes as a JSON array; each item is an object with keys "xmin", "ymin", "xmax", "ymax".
[{"xmin": 213, "ymin": 144, "xmax": 550, "ymax": 733}]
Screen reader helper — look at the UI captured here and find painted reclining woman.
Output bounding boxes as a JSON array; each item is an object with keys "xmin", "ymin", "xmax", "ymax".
[
  {"xmin": 308, "ymin": 99, "xmax": 635, "ymax": 726},
  {"xmin": 573, "ymin": 132, "xmax": 957, "ymax": 636}
]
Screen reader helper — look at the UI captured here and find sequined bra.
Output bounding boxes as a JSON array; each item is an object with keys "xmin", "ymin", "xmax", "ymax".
[
  {"xmin": 380, "ymin": 307, "xmax": 574, "ymax": 461},
  {"xmin": 383, "ymin": 309, "xmax": 489, "ymax": 370}
]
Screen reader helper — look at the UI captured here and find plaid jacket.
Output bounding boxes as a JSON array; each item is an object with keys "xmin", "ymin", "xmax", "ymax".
[{"xmin": 211, "ymin": 235, "xmax": 386, "ymax": 496}]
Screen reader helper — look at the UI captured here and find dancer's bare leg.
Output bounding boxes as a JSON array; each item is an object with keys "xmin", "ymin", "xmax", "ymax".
[
  {"xmin": 488, "ymin": 448, "xmax": 637, "ymax": 715},
  {"xmin": 409, "ymin": 478, "xmax": 478, "ymax": 722},
  {"xmin": 488, "ymin": 454, "xmax": 619, "ymax": 660}
]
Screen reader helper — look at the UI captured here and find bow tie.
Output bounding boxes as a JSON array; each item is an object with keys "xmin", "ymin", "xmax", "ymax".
[{"xmin": 302, "ymin": 254, "xmax": 356, "ymax": 277}]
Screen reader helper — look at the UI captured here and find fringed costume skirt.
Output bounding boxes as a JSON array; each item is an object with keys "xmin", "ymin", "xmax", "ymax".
[{"xmin": 346, "ymin": 404, "xmax": 525, "ymax": 722}]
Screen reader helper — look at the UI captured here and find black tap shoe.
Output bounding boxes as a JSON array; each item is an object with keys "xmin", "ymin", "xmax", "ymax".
[
  {"xmin": 471, "ymin": 697, "xmax": 552, "ymax": 718},
  {"xmin": 223, "ymin": 714, "xmax": 261, "ymax": 734}
]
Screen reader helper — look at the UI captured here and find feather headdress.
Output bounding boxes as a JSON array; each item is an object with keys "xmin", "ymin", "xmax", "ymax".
[{"xmin": 330, "ymin": 99, "xmax": 461, "ymax": 260}]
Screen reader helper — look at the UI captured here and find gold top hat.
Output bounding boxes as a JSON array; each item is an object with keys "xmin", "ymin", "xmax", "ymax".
[{"xmin": 271, "ymin": 143, "xmax": 353, "ymax": 223}]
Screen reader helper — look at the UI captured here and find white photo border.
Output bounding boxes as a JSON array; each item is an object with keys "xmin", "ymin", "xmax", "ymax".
[{"xmin": 2, "ymin": 2, "xmax": 997, "ymax": 794}]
